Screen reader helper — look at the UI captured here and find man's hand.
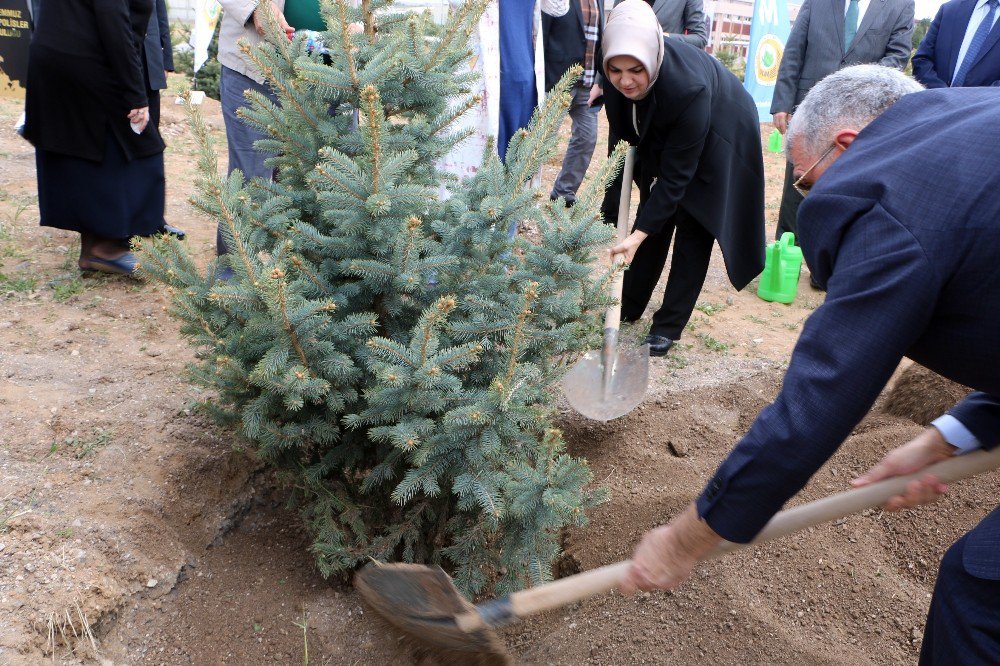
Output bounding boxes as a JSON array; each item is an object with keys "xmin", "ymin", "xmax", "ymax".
[
  {"xmin": 253, "ymin": 0, "xmax": 294, "ymax": 40},
  {"xmin": 609, "ymin": 229, "xmax": 648, "ymax": 265},
  {"xmin": 620, "ymin": 504, "xmax": 721, "ymax": 594},
  {"xmin": 851, "ymin": 427, "xmax": 956, "ymax": 511},
  {"xmin": 772, "ymin": 111, "xmax": 790, "ymax": 134},
  {"xmin": 588, "ymin": 84, "xmax": 603, "ymax": 107}
]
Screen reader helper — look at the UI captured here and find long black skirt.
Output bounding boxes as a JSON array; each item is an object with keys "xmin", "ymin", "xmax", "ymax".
[{"xmin": 36, "ymin": 131, "xmax": 164, "ymax": 240}]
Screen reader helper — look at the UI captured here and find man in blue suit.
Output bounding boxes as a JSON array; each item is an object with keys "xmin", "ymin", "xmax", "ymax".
[
  {"xmin": 913, "ymin": 0, "xmax": 1000, "ymax": 87},
  {"xmin": 618, "ymin": 66, "xmax": 1000, "ymax": 663}
]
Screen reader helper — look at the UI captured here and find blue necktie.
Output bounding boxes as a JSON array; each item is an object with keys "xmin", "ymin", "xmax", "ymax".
[
  {"xmin": 845, "ymin": 0, "xmax": 860, "ymax": 50},
  {"xmin": 953, "ymin": 0, "xmax": 1000, "ymax": 86}
]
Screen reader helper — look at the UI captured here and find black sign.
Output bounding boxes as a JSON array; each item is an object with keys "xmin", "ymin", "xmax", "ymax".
[{"xmin": 0, "ymin": 0, "xmax": 29, "ymax": 98}]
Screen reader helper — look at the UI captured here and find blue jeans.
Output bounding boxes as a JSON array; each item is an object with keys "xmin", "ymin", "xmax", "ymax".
[{"xmin": 218, "ymin": 65, "xmax": 280, "ymax": 254}]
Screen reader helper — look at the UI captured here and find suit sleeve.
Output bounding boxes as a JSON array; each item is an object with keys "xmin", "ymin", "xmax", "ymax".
[
  {"xmin": 770, "ymin": 0, "xmax": 810, "ymax": 114},
  {"xmin": 157, "ymin": 0, "xmax": 174, "ymax": 71},
  {"xmin": 696, "ymin": 199, "xmax": 938, "ymax": 543},
  {"xmin": 879, "ymin": 0, "xmax": 915, "ymax": 70},
  {"xmin": 676, "ymin": 0, "xmax": 709, "ymax": 48},
  {"xmin": 93, "ymin": 0, "xmax": 148, "ymax": 109},
  {"xmin": 633, "ymin": 87, "xmax": 710, "ymax": 236},
  {"xmin": 912, "ymin": 8, "xmax": 948, "ymax": 87},
  {"xmin": 949, "ymin": 393, "xmax": 1000, "ymax": 449}
]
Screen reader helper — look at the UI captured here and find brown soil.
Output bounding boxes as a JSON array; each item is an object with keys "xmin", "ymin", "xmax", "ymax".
[
  {"xmin": 0, "ymin": 87, "xmax": 993, "ymax": 665},
  {"xmin": 883, "ymin": 364, "xmax": 972, "ymax": 427}
]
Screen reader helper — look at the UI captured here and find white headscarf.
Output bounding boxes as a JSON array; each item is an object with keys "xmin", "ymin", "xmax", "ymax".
[{"xmin": 602, "ymin": 0, "xmax": 665, "ymax": 100}]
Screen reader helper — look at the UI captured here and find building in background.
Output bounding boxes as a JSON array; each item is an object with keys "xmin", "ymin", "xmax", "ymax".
[{"xmin": 704, "ymin": 0, "xmax": 799, "ymax": 57}]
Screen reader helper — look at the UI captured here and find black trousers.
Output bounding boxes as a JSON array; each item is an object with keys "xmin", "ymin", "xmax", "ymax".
[
  {"xmin": 620, "ymin": 206, "xmax": 715, "ymax": 340},
  {"xmin": 776, "ymin": 160, "xmax": 803, "ymax": 240}
]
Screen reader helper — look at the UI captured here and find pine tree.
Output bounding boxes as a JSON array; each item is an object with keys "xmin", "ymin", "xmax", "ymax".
[{"xmin": 138, "ymin": 0, "xmax": 625, "ymax": 595}]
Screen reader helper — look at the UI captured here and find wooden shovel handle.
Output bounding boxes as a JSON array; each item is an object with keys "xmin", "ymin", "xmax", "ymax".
[
  {"xmin": 508, "ymin": 446, "xmax": 1000, "ymax": 620},
  {"xmin": 603, "ymin": 147, "xmax": 637, "ymax": 333}
]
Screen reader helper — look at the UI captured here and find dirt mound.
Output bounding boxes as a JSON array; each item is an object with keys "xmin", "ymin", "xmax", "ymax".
[{"xmin": 883, "ymin": 364, "xmax": 972, "ymax": 426}]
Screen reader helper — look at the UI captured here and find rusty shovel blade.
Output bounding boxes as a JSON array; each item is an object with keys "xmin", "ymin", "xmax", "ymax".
[{"xmin": 562, "ymin": 340, "xmax": 649, "ymax": 422}]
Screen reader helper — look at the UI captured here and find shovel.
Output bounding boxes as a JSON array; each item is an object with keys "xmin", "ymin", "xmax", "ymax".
[
  {"xmin": 356, "ymin": 446, "xmax": 1000, "ymax": 663},
  {"xmin": 563, "ymin": 147, "xmax": 649, "ymax": 422}
]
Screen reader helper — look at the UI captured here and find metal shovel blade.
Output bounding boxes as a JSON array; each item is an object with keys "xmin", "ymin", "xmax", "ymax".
[{"xmin": 562, "ymin": 343, "xmax": 650, "ymax": 422}]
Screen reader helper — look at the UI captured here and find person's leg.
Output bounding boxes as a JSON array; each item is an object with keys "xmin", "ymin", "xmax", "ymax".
[
  {"xmin": 921, "ymin": 513, "xmax": 1000, "ymax": 665},
  {"xmin": 775, "ymin": 160, "xmax": 802, "ymax": 240},
  {"xmin": 218, "ymin": 65, "xmax": 279, "ymax": 254},
  {"xmin": 621, "ymin": 217, "xmax": 676, "ymax": 323},
  {"xmin": 550, "ymin": 85, "xmax": 599, "ymax": 204},
  {"xmin": 648, "ymin": 208, "xmax": 715, "ymax": 340}
]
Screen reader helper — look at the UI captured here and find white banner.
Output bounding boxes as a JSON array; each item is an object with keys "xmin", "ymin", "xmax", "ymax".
[{"xmin": 191, "ymin": 0, "xmax": 222, "ymax": 73}]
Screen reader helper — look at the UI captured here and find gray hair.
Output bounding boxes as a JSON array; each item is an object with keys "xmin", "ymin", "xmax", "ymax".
[{"xmin": 786, "ymin": 65, "xmax": 924, "ymax": 157}]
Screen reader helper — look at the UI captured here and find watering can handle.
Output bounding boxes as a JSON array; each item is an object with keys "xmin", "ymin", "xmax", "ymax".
[{"xmin": 605, "ymin": 147, "xmax": 637, "ymax": 333}]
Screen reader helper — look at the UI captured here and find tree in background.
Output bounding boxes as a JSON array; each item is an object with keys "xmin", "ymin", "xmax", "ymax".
[{"xmin": 138, "ymin": 0, "xmax": 619, "ymax": 596}]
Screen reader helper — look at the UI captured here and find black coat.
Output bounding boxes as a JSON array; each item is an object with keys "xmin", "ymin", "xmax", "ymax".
[
  {"xmin": 604, "ymin": 39, "xmax": 765, "ymax": 290},
  {"xmin": 23, "ymin": 0, "xmax": 165, "ymax": 162},
  {"xmin": 144, "ymin": 0, "xmax": 174, "ymax": 91},
  {"xmin": 542, "ymin": 0, "xmax": 605, "ymax": 91}
]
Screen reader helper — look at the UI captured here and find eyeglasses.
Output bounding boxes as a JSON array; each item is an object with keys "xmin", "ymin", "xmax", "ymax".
[{"xmin": 792, "ymin": 144, "xmax": 837, "ymax": 198}]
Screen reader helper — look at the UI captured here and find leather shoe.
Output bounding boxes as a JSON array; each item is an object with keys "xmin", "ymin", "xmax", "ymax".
[
  {"xmin": 643, "ymin": 334, "xmax": 673, "ymax": 356},
  {"xmin": 80, "ymin": 252, "xmax": 139, "ymax": 277},
  {"xmin": 160, "ymin": 224, "xmax": 186, "ymax": 240}
]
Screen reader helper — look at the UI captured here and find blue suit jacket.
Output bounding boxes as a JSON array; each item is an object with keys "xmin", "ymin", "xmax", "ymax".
[
  {"xmin": 912, "ymin": 0, "xmax": 1000, "ymax": 87},
  {"xmin": 696, "ymin": 88, "xmax": 1000, "ymax": 579}
]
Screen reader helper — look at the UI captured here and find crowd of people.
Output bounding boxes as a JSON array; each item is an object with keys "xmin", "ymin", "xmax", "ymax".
[{"xmin": 18, "ymin": 0, "xmax": 1000, "ymax": 660}]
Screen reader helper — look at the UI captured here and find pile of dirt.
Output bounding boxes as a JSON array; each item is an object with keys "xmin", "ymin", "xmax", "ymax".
[{"xmin": 883, "ymin": 363, "xmax": 972, "ymax": 426}]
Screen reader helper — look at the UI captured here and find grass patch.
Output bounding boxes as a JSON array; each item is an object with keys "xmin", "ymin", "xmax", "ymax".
[
  {"xmin": 53, "ymin": 278, "xmax": 84, "ymax": 302},
  {"xmin": 694, "ymin": 301, "xmax": 726, "ymax": 316},
  {"xmin": 60, "ymin": 428, "xmax": 114, "ymax": 459},
  {"xmin": 745, "ymin": 314, "xmax": 767, "ymax": 325},
  {"xmin": 0, "ymin": 272, "xmax": 38, "ymax": 293},
  {"xmin": 696, "ymin": 333, "xmax": 730, "ymax": 353}
]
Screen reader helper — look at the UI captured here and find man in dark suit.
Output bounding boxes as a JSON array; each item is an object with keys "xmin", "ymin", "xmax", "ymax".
[
  {"xmin": 619, "ymin": 66, "xmax": 1000, "ymax": 662},
  {"xmin": 143, "ymin": 0, "xmax": 173, "ymax": 129},
  {"xmin": 144, "ymin": 0, "xmax": 184, "ymax": 239},
  {"xmin": 912, "ymin": 0, "xmax": 1000, "ymax": 88},
  {"xmin": 642, "ymin": 0, "xmax": 709, "ymax": 48},
  {"xmin": 543, "ymin": 0, "xmax": 605, "ymax": 206},
  {"xmin": 770, "ymin": 0, "xmax": 913, "ymax": 241}
]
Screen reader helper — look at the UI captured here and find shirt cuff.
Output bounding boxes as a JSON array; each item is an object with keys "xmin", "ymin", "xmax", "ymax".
[{"xmin": 931, "ymin": 415, "xmax": 981, "ymax": 454}]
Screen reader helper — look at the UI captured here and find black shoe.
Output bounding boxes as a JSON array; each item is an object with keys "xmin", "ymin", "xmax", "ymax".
[
  {"xmin": 643, "ymin": 334, "xmax": 673, "ymax": 356},
  {"xmin": 161, "ymin": 224, "xmax": 186, "ymax": 240}
]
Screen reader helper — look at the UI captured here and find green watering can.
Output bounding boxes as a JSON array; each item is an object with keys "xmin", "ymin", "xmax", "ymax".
[
  {"xmin": 767, "ymin": 128, "xmax": 783, "ymax": 153},
  {"xmin": 757, "ymin": 232, "xmax": 803, "ymax": 304}
]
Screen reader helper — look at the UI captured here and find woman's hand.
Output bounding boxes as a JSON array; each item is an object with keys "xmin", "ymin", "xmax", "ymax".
[
  {"xmin": 610, "ymin": 230, "xmax": 648, "ymax": 265},
  {"xmin": 127, "ymin": 107, "xmax": 149, "ymax": 134}
]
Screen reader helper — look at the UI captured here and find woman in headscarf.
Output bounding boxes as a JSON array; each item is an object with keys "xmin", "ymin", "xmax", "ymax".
[{"xmin": 603, "ymin": 0, "xmax": 765, "ymax": 355}]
